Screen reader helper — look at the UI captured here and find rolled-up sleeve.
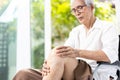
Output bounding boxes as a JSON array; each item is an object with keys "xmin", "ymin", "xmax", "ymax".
[
  {"xmin": 64, "ymin": 30, "xmax": 75, "ymax": 48},
  {"xmin": 101, "ymin": 24, "xmax": 119, "ymax": 63}
]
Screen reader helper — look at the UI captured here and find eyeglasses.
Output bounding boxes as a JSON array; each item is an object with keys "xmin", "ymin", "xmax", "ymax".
[{"xmin": 71, "ymin": 5, "xmax": 86, "ymax": 15}]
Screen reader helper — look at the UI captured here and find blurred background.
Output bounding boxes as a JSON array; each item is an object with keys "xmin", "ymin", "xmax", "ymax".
[{"xmin": 0, "ymin": 0, "xmax": 119, "ymax": 80}]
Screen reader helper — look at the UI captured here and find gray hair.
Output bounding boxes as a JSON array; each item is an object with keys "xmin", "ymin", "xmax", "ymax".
[
  {"xmin": 71, "ymin": 0, "xmax": 94, "ymax": 6},
  {"xmin": 84, "ymin": 0, "xmax": 94, "ymax": 6}
]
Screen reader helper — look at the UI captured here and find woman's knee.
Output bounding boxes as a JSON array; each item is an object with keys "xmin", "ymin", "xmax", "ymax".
[
  {"xmin": 47, "ymin": 51, "xmax": 78, "ymax": 67},
  {"xmin": 47, "ymin": 52, "xmax": 64, "ymax": 67}
]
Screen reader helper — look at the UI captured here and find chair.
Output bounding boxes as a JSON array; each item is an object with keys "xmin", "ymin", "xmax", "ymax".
[
  {"xmin": 106, "ymin": 35, "xmax": 120, "ymax": 80},
  {"xmin": 117, "ymin": 35, "xmax": 120, "ymax": 80},
  {"xmin": 96, "ymin": 35, "xmax": 120, "ymax": 80}
]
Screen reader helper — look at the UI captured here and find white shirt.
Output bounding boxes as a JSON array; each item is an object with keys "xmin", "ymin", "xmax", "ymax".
[{"xmin": 64, "ymin": 18, "xmax": 119, "ymax": 80}]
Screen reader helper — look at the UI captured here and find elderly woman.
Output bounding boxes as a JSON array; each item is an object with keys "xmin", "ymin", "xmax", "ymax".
[{"xmin": 13, "ymin": 0, "xmax": 119, "ymax": 80}]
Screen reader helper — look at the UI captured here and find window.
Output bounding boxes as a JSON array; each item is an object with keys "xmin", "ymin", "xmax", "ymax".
[
  {"xmin": 31, "ymin": 0, "xmax": 45, "ymax": 68},
  {"xmin": 0, "ymin": 0, "xmax": 17, "ymax": 80}
]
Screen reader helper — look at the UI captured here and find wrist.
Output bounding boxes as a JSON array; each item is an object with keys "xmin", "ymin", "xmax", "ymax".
[{"xmin": 74, "ymin": 49, "xmax": 80, "ymax": 57}]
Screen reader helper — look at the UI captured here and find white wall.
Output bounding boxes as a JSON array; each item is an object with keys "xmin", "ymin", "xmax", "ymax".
[
  {"xmin": 44, "ymin": 0, "xmax": 51, "ymax": 59},
  {"xmin": 16, "ymin": 0, "xmax": 31, "ymax": 71}
]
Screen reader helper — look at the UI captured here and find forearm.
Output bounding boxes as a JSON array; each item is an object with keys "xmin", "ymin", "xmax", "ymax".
[{"xmin": 77, "ymin": 49, "xmax": 110, "ymax": 62}]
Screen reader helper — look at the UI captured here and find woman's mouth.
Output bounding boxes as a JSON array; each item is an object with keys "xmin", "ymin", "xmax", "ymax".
[{"xmin": 78, "ymin": 17, "xmax": 83, "ymax": 21}]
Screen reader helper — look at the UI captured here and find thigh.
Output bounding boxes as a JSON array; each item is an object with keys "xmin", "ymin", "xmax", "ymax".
[{"xmin": 63, "ymin": 57, "xmax": 78, "ymax": 80}]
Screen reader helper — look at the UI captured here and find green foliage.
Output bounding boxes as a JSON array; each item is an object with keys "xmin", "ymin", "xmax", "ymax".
[
  {"xmin": 32, "ymin": 41, "xmax": 44, "ymax": 68},
  {"xmin": 31, "ymin": 0, "xmax": 44, "ymax": 39},
  {"xmin": 94, "ymin": 1, "xmax": 115, "ymax": 21},
  {"xmin": 51, "ymin": 0, "xmax": 79, "ymax": 47},
  {"xmin": 31, "ymin": 0, "xmax": 44, "ymax": 68}
]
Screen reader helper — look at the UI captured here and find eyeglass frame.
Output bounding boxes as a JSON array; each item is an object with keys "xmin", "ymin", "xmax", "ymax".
[{"xmin": 71, "ymin": 5, "xmax": 87, "ymax": 15}]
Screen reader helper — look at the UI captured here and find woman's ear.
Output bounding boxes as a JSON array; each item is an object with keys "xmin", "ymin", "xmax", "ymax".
[{"xmin": 91, "ymin": 4, "xmax": 94, "ymax": 11}]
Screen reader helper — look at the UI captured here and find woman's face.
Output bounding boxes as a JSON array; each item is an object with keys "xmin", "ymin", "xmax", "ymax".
[{"xmin": 71, "ymin": 0, "xmax": 93, "ymax": 24}]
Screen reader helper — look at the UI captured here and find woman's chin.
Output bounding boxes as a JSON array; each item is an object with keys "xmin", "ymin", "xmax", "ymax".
[{"xmin": 78, "ymin": 20, "xmax": 84, "ymax": 24}]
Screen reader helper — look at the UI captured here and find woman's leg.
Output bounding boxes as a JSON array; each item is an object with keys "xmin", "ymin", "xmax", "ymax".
[
  {"xmin": 42, "ymin": 52, "xmax": 78, "ymax": 80},
  {"xmin": 62, "ymin": 57, "xmax": 78, "ymax": 80},
  {"xmin": 42, "ymin": 52, "xmax": 64, "ymax": 80},
  {"xmin": 13, "ymin": 51, "xmax": 78, "ymax": 80},
  {"xmin": 12, "ymin": 69, "xmax": 43, "ymax": 80}
]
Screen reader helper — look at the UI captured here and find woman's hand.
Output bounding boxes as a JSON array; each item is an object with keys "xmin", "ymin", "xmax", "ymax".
[
  {"xmin": 55, "ymin": 46, "xmax": 79, "ymax": 58},
  {"xmin": 41, "ymin": 60, "xmax": 50, "ymax": 76}
]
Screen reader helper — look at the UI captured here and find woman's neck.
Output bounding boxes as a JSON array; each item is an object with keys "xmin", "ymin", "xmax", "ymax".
[{"xmin": 84, "ymin": 16, "xmax": 96, "ymax": 31}]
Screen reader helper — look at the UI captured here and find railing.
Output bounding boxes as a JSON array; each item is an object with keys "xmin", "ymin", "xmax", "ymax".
[{"xmin": 0, "ymin": 23, "xmax": 8, "ymax": 80}]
